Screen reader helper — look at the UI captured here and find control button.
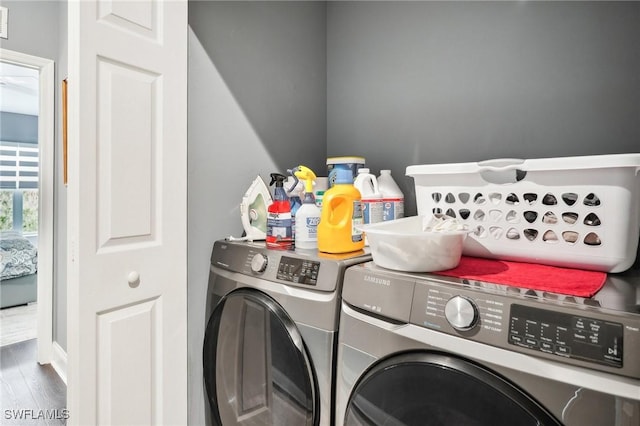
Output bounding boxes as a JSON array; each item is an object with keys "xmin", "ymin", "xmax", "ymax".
[
  {"xmin": 445, "ymin": 296, "xmax": 478, "ymax": 331},
  {"xmin": 250, "ymin": 253, "xmax": 268, "ymax": 273},
  {"xmin": 540, "ymin": 342, "xmax": 554, "ymax": 352},
  {"xmin": 525, "ymin": 338, "xmax": 539, "ymax": 347},
  {"xmin": 588, "ymin": 321, "xmax": 601, "ymax": 333}
]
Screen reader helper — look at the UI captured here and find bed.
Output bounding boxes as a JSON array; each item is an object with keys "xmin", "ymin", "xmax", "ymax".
[{"xmin": 0, "ymin": 231, "xmax": 38, "ymax": 309}]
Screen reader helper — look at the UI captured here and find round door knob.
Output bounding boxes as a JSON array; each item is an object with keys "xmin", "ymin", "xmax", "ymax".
[
  {"xmin": 250, "ymin": 253, "xmax": 268, "ymax": 273},
  {"xmin": 445, "ymin": 296, "xmax": 478, "ymax": 331},
  {"xmin": 128, "ymin": 271, "xmax": 140, "ymax": 285}
]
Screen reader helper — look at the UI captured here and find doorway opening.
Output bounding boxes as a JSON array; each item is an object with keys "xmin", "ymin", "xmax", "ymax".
[{"xmin": 0, "ymin": 49, "xmax": 55, "ymax": 367}]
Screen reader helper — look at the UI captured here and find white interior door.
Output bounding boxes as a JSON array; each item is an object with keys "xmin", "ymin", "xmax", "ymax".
[{"xmin": 66, "ymin": 1, "xmax": 187, "ymax": 424}]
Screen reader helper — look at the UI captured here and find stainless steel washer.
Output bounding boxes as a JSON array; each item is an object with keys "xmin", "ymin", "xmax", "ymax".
[
  {"xmin": 203, "ymin": 240, "xmax": 371, "ymax": 426},
  {"xmin": 336, "ymin": 262, "xmax": 640, "ymax": 426}
]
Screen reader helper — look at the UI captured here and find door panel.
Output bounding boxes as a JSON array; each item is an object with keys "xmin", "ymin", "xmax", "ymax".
[
  {"xmin": 96, "ymin": 57, "xmax": 158, "ymax": 249},
  {"xmin": 98, "ymin": 0, "xmax": 157, "ymax": 35},
  {"xmin": 97, "ymin": 298, "xmax": 161, "ymax": 425}
]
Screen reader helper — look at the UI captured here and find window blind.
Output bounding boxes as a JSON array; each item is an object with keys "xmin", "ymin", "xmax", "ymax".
[{"xmin": 0, "ymin": 141, "xmax": 39, "ymax": 189}]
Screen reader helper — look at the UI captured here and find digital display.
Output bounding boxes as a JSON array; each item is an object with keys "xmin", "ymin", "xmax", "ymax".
[
  {"xmin": 276, "ymin": 256, "xmax": 320, "ymax": 286},
  {"xmin": 509, "ymin": 304, "xmax": 623, "ymax": 368}
]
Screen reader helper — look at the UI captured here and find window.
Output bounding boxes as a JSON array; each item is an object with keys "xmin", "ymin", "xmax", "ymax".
[
  {"xmin": 1, "ymin": 62, "xmax": 39, "ymax": 234},
  {"xmin": 0, "ymin": 141, "xmax": 39, "ymax": 233}
]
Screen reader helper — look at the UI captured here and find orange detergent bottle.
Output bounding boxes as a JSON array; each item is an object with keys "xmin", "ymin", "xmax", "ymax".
[{"xmin": 317, "ymin": 168, "xmax": 364, "ymax": 253}]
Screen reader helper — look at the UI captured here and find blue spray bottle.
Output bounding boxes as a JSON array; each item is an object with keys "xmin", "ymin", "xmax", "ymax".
[{"xmin": 286, "ymin": 168, "xmax": 303, "ymax": 247}]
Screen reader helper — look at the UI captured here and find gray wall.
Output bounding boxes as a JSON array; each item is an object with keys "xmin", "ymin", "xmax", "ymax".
[
  {"xmin": 0, "ymin": 0, "xmax": 67, "ymax": 350},
  {"xmin": 327, "ymin": 1, "xmax": 640, "ymax": 216},
  {"xmin": 187, "ymin": 2, "xmax": 327, "ymax": 424},
  {"xmin": 0, "ymin": 1, "xmax": 60, "ymax": 59}
]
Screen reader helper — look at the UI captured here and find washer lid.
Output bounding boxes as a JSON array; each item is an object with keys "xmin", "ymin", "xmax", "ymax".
[
  {"xmin": 344, "ymin": 352, "xmax": 561, "ymax": 426},
  {"xmin": 203, "ymin": 288, "xmax": 318, "ymax": 426}
]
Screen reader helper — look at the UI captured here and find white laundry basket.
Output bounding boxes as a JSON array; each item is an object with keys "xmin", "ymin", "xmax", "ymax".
[{"xmin": 406, "ymin": 154, "xmax": 640, "ymax": 273}]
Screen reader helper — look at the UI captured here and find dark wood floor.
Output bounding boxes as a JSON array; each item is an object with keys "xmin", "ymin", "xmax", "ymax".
[{"xmin": 0, "ymin": 339, "xmax": 66, "ymax": 425}]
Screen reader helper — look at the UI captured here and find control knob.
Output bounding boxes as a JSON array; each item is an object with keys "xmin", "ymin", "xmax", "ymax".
[
  {"xmin": 445, "ymin": 296, "xmax": 478, "ymax": 331},
  {"xmin": 250, "ymin": 253, "xmax": 268, "ymax": 274}
]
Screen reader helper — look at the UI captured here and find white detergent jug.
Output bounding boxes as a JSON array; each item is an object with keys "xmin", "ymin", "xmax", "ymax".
[
  {"xmin": 354, "ymin": 168, "xmax": 384, "ymax": 225},
  {"xmin": 378, "ymin": 169, "xmax": 404, "ymax": 221}
]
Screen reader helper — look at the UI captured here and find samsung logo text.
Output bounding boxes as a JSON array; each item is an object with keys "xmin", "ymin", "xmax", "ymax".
[{"xmin": 364, "ymin": 275, "xmax": 391, "ymax": 286}]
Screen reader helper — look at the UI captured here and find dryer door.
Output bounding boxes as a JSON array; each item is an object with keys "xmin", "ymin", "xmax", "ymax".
[
  {"xmin": 344, "ymin": 352, "xmax": 561, "ymax": 426},
  {"xmin": 203, "ymin": 288, "xmax": 318, "ymax": 426}
]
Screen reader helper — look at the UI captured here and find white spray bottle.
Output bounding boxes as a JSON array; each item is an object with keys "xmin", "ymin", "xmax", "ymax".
[{"xmin": 294, "ymin": 165, "xmax": 322, "ymax": 250}]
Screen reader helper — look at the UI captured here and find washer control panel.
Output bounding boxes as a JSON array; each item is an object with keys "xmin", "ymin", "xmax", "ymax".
[
  {"xmin": 276, "ymin": 256, "xmax": 320, "ymax": 286},
  {"xmin": 509, "ymin": 304, "xmax": 623, "ymax": 368},
  {"xmin": 343, "ymin": 263, "xmax": 640, "ymax": 380}
]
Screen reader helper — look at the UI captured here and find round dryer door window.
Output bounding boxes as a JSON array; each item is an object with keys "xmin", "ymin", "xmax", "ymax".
[
  {"xmin": 344, "ymin": 352, "xmax": 561, "ymax": 426},
  {"xmin": 203, "ymin": 288, "xmax": 318, "ymax": 426}
]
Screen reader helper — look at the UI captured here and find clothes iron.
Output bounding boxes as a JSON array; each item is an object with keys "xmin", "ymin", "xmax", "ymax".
[{"xmin": 229, "ymin": 175, "xmax": 273, "ymax": 241}]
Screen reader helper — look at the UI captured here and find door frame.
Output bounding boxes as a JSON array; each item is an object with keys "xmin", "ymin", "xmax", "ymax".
[{"xmin": 0, "ymin": 48, "xmax": 55, "ymax": 364}]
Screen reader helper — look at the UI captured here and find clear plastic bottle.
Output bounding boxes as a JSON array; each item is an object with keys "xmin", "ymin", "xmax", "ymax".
[
  {"xmin": 294, "ymin": 166, "xmax": 321, "ymax": 250},
  {"xmin": 378, "ymin": 169, "xmax": 404, "ymax": 221},
  {"xmin": 317, "ymin": 168, "xmax": 364, "ymax": 253}
]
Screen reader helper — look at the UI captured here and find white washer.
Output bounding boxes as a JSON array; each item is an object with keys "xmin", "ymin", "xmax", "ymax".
[
  {"xmin": 203, "ymin": 240, "xmax": 371, "ymax": 426},
  {"xmin": 336, "ymin": 262, "xmax": 640, "ymax": 426}
]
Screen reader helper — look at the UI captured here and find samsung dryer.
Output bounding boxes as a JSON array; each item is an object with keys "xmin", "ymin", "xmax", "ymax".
[
  {"xmin": 203, "ymin": 239, "xmax": 371, "ymax": 426},
  {"xmin": 336, "ymin": 262, "xmax": 640, "ymax": 426}
]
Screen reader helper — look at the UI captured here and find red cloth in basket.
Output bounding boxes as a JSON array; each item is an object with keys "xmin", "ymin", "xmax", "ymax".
[{"xmin": 433, "ymin": 256, "xmax": 607, "ymax": 298}]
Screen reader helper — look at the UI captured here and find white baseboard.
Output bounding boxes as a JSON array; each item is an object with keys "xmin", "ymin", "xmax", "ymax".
[{"xmin": 51, "ymin": 341, "xmax": 67, "ymax": 385}]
